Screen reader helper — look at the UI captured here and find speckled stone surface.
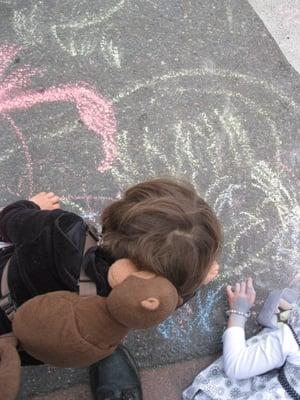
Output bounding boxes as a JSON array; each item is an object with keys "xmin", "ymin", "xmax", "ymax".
[
  {"xmin": 0, "ymin": 0, "xmax": 299, "ymax": 398},
  {"xmin": 26, "ymin": 355, "xmax": 218, "ymax": 400}
]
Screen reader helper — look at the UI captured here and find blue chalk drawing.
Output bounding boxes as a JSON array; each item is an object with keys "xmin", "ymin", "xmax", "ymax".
[{"xmin": 157, "ymin": 284, "xmax": 224, "ymax": 345}]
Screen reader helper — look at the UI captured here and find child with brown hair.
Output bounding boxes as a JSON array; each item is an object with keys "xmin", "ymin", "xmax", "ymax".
[{"xmin": 0, "ymin": 177, "xmax": 222, "ymax": 400}]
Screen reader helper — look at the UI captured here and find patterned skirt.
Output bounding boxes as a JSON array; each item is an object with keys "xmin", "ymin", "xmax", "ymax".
[{"xmin": 182, "ymin": 329, "xmax": 296, "ymax": 400}]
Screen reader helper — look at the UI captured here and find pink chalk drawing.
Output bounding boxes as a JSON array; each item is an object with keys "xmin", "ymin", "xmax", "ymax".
[{"xmin": 0, "ymin": 43, "xmax": 117, "ymax": 198}]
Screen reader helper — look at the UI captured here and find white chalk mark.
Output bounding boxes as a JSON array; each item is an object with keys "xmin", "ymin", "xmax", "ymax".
[
  {"xmin": 113, "ymin": 67, "xmax": 297, "ymax": 108},
  {"xmin": 251, "ymin": 161, "xmax": 296, "ymax": 225},
  {"xmin": 109, "ymin": 67, "xmax": 298, "ymax": 294},
  {"xmin": 13, "ymin": 4, "xmax": 44, "ymax": 47},
  {"xmin": 60, "ymin": 198, "xmax": 88, "ymax": 215},
  {"xmin": 50, "ymin": 0, "xmax": 126, "ymax": 57},
  {"xmin": 226, "ymin": 1, "xmax": 234, "ymax": 34},
  {"xmin": 100, "ymin": 35, "xmax": 122, "ymax": 68},
  {"xmin": 174, "ymin": 86, "xmax": 283, "ymax": 158},
  {"xmin": 213, "ymin": 183, "xmax": 242, "ymax": 213},
  {"xmin": 51, "ymin": 24, "xmax": 97, "ymax": 57},
  {"xmin": 54, "ymin": 0, "xmax": 126, "ymax": 31},
  {"xmin": 13, "ymin": 1, "xmax": 127, "ymax": 58}
]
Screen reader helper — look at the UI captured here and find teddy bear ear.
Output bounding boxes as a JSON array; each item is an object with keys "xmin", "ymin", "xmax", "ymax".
[
  {"xmin": 0, "ymin": 334, "xmax": 21, "ymax": 400},
  {"xmin": 141, "ymin": 297, "xmax": 160, "ymax": 311},
  {"xmin": 108, "ymin": 258, "xmax": 139, "ymax": 287}
]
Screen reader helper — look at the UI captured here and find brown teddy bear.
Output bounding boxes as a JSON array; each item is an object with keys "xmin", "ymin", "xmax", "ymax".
[{"xmin": 0, "ymin": 259, "xmax": 181, "ymax": 400}]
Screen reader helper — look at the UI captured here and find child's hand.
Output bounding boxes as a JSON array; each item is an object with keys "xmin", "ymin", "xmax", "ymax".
[
  {"xmin": 226, "ymin": 277, "xmax": 256, "ymax": 314},
  {"xmin": 29, "ymin": 192, "xmax": 60, "ymax": 210}
]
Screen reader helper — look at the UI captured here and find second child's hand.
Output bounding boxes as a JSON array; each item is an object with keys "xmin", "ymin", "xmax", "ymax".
[
  {"xmin": 226, "ymin": 277, "xmax": 256, "ymax": 328},
  {"xmin": 29, "ymin": 192, "xmax": 60, "ymax": 210}
]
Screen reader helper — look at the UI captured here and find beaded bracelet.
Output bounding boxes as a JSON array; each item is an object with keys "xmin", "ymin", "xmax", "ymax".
[{"xmin": 226, "ymin": 309, "xmax": 251, "ymax": 318}]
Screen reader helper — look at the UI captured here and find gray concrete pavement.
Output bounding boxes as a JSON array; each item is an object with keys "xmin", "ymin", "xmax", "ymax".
[
  {"xmin": 28, "ymin": 355, "xmax": 219, "ymax": 400},
  {"xmin": 0, "ymin": 0, "xmax": 299, "ymax": 398},
  {"xmin": 249, "ymin": 0, "xmax": 300, "ymax": 74}
]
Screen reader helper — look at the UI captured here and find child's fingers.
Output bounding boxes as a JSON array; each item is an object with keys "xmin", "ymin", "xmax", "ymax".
[
  {"xmin": 240, "ymin": 281, "xmax": 246, "ymax": 294},
  {"xmin": 29, "ymin": 192, "xmax": 44, "ymax": 201},
  {"xmin": 226, "ymin": 285, "xmax": 233, "ymax": 293},
  {"xmin": 50, "ymin": 195, "xmax": 60, "ymax": 204},
  {"xmin": 246, "ymin": 277, "xmax": 255, "ymax": 294},
  {"xmin": 52, "ymin": 202, "xmax": 60, "ymax": 210},
  {"xmin": 246, "ymin": 277, "xmax": 256, "ymax": 303},
  {"xmin": 226, "ymin": 285, "xmax": 234, "ymax": 298},
  {"xmin": 46, "ymin": 192, "xmax": 60, "ymax": 202},
  {"xmin": 250, "ymin": 293, "xmax": 256, "ymax": 304},
  {"xmin": 235, "ymin": 282, "xmax": 241, "ymax": 293}
]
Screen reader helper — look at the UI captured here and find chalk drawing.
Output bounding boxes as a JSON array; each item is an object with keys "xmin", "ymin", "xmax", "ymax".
[
  {"xmin": 61, "ymin": 196, "xmax": 113, "ymax": 220},
  {"xmin": 53, "ymin": 0, "xmax": 126, "ymax": 31},
  {"xmin": 0, "ymin": 23, "xmax": 298, "ymax": 349},
  {"xmin": 0, "ymin": 43, "xmax": 117, "ymax": 200},
  {"xmin": 13, "ymin": 1, "xmax": 126, "ymax": 62},
  {"xmin": 273, "ymin": 207, "xmax": 300, "ymax": 271},
  {"xmin": 158, "ymin": 285, "xmax": 224, "ymax": 347},
  {"xmin": 100, "ymin": 31, "xmax": 122, "ymax": 69},
  {"xmin": 13, "ymin": 3, "xmax": 44, "ymax": 47},
  {"xmin": 104, "ymin": 67, "xmax": 299, "ymax": 343},
  {"xmin": 51, "ymin": 0, "xmax": 126, "ymax": 61},
  {"xmin": 181, "ymin": 0, "xmax": 189, "ymax": 19},
  {"xmin": 113, "ymin": 68, "xmax": 297, "ymax": 107},
  {"xmin": 1, "ymin": 56, "xmax": 295, "ymax": 344},
  {"xmin": 226, "ymin": 1, "xmax": 234, "ymax": 34}
]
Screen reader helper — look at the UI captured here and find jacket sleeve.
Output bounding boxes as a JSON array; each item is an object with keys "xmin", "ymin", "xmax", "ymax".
[
  {"xmin": 0, "ymin": 200, "xmax": 67, "ymax": 244},
  {"xmin": 222, "ymin": 325, "xmax": 297, "ymax": 380}
]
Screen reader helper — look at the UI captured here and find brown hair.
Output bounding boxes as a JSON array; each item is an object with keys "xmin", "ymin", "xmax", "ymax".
[{"xmin": 101, "ymin": 178, "xmax": 223, "ymax": 298}]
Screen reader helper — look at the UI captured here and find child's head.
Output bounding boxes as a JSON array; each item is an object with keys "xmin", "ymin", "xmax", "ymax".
[{"xmin": 101, "ymin": 178, "xmax": 223, "ymax": 299}]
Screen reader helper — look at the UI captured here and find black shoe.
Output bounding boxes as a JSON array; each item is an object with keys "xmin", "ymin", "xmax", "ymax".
[{"xmin": 89, "ymin": 345, "xmax": 143, "ymax": 400}]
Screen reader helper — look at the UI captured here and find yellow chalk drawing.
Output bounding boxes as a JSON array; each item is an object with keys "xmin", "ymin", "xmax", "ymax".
[
  {"xmin": 12, "ymin": 0, "xmax": 126, "ymax": 60},
  {"xmin": 100, "ymin": 33, "xmax": 122, "ymax": 68},
  {"xmin": 226, "ymin": 1, "xmax": 234, "ymax": 34},
  {"xmin": 60, "ymin": 198, "xmax": 87, "ymax": 215},
  {"xmin": 50, "ymin": 0, "xmax": 126, "ymax": 57},
  {"xmin": 113, "ymin": 67, "xmax": 297, "ymax": 107},
  {"xmin": 53, "ymin": 0, "xmax": 126, "ymax": 31},
  {"xmin": 108, "ymin": 67, "xmax": 298, "ymax": 290},
  {"xmin": 13, "ymin": 4, "xmax": 44, "ymax": 47}
]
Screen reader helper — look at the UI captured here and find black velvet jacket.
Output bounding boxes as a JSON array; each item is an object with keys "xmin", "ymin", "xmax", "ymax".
[{"xmin": 0, "ymin": 200, "xmax": 114, "ymax": 365}]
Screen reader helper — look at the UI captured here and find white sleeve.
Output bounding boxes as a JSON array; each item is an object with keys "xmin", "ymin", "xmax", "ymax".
[{"xmin": 222, "ymin": 324, "xmax": 299, "ymax": 380}]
